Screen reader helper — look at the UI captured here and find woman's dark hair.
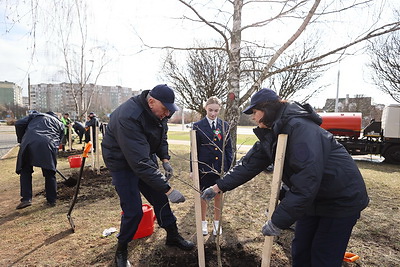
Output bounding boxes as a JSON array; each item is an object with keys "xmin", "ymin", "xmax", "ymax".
[{"xmin": 253, "ymin": 100, "xmax": 286, "ymax": 128}]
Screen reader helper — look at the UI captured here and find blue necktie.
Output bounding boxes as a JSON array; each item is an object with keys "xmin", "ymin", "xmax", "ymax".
[{"xmin": 211, "ymin": 121, "xmax": 216, "ymax": 131}]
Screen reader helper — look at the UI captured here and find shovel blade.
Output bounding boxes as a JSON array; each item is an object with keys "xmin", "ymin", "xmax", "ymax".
[
  {"xmin": 67, "ymin": 214, "xmax": 75, "ymax": 232},
  {"xmin": 63, "ymin": 178, "xmax": 78, "ymax": 187}
]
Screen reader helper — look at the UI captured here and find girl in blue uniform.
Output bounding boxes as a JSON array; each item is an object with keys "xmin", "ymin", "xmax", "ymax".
[{"xmin": 192, "ymin": 96, "xmax": 233, "ymax": 235}]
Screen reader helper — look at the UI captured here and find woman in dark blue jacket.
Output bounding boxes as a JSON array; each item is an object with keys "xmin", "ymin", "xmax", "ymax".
[
  {"xmin": 202, "ymin": 89, "xmax": 369, "ymax": 267},
  {"xmin": 193, "ymin": 96, "xmax": 233, "ymax": 236}
]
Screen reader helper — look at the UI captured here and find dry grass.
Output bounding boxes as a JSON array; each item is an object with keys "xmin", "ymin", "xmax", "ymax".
[{"xmin": 0, "ymin": 144, "xmax": 399, "ymax": 266}]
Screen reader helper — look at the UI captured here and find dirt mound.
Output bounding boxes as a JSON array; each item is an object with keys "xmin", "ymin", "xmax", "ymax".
[
  {"xmin": 36, "ymin": 167, "xmax": 116, "ymax": 202},
  {"xmin": 143, "ymin": 244, "xmax": 262, "ymax": 267}
]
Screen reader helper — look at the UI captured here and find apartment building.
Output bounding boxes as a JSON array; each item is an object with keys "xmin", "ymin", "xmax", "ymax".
[
  {"xmin": 0, "ymin": 81, "xmax": 23, "ymax": 106},
  {"xmin": 30, "ymin": 82, "xmax": 135, "ymax": 118}
]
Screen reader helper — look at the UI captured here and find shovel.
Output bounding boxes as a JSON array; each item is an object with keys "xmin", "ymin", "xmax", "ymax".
[
  {"xmin": 56, "ymin": 169, "xmax": 77, "ymax": 187},
  {"xmin": 67, "ymin": 141, "xmax": 92, "ymax": 232}
]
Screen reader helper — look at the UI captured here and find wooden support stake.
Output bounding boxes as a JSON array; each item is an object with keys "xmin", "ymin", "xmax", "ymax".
[
  {"xmin": 90, "ymin": 126, "xmax": 94, "ymax": 169},
  {"xmin": 261, "ymin": 134, "xmax": 288, "ymax": 267},
  {"xmin": 68, "ymin": 124, "xmax": 73, "ymax": 151},
  {"xmin": 190, "ymin": 130, "xmax": 206, "ymax": 267},
  {"xmin": 95, "ymin": 125, "xmax": 100, "ymax": 173}
]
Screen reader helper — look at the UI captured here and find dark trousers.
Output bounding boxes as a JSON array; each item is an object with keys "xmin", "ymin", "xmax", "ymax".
[
  {"xmin": 76, "ymin": 130, "xmax": 84, "ymax": 143},
  {"xmin": 85, "ymin": 129, "xmax": 96, "ymax": 151},
  {"xmin": 111, "ymin": 169, "xmax": 176, "ymax": 244},
  {"xmin": 61, "ymin": 129, "xmax": 70, "ymax": 145},
  {"xmin": 292, "ymin": 213, "xmax": 360, "ymax": 267},
  {"xmin": 20, "ymin": 165, "xmax": 57, "ymax": 203}
]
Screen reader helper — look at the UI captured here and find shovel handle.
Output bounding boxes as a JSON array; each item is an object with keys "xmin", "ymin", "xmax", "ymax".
[{"xmin": 82, "ymin": 141, "xmax": 92, "ymax": 158}]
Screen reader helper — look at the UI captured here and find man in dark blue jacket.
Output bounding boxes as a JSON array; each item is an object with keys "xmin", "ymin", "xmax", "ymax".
[
  {"xmin": 85, "ymin": 112, "xmax": 99, "ymax": 151},
  {"xmin": 15, "ymin": 111, "xmax": 64, "ymax": 209},
  {"xmin": 202, "ymin": 89, "xmax": 369, "ymax": 267},
  {"xmin": 102, "ymin": 84, "xmax": 194, "ymax": 267},
  {"xmin": 72, "ymin": 121, "xmax": 85, "ymax": 144}
]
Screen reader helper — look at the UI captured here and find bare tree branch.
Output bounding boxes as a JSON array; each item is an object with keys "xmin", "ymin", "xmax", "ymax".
[
  {"xmin": 368, "ymin": 31, "xmax": 400, "ymax": 103},
  {"xmin": 239, "ymin": 0, "xmax": 321, "ymax": 105}
]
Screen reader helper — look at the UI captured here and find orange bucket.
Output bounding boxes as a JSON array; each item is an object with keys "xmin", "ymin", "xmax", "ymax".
[
  {"xmin": 133, "ymin": 204, "xmax": 156, "ymax": 239},
  {"xmin": 68, "ymin": 155, "xmax": 82, "ymax": 168}
]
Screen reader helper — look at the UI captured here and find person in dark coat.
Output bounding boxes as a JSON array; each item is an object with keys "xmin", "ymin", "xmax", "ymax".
[
  {"xmin": 102, "ymin": 84, "xmax": 194, "ymax": 267},
  {"xmin": 99, "ymin": 122, "xmax": 107, "ymax": 137},
  {"xmin": 72, "ymin": 121, "xmax": 85, "ymax": 144},
  {"xmin": 15, "ymin": 111, "xmax": 64, "ymax": 209},
  {"xmin": 202, "ymin": 88, "xmax": 369, "ymax": 267},
  {"xmin": 60, "ymin": 113, "xmax": 73, "ymax": 151},
  {"xmin": 192, "ymin": 96, "xmax": 233, "ymax": 236},
  {"xmin": 85, "ymin": 112, "xmax": 99, "ymax": 151}
]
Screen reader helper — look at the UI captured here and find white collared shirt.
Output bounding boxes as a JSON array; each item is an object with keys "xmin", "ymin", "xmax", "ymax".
[{"xmin": 206, "ymin": 117, "xmax": 216, "ymax": 129}]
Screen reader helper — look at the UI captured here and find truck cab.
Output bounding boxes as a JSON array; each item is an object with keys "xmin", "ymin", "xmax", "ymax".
[{"xmin": 381, "ymin": 104, "xmax": 400, "ymax": 163}]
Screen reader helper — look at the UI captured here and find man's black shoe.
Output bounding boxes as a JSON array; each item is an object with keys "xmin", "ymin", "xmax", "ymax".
[
  {"xmin": 166, "ymin": 234, "xmax": 195, "ymax": 251},
  {"xmin": 114, "ymin": 242, "xmax": 131, "ymax": 267},
  {"xmin": 16, "ymin": 200, "xmax": 32, "ymax": 210},
  {"xmin": 165, "ymin": 223, "xmax": 195, "ymax": 251},
  {"xmin": 46, "ymin": 202, "xmax": 56, "ymax": 207}
]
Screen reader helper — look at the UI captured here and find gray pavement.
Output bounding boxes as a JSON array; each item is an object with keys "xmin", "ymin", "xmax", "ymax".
[{"xmin": 0, "ymin": 125, "xmax": 18, "ymax": 159}]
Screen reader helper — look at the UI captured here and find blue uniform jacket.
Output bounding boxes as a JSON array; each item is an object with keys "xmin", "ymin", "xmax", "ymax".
[
  {"xmin": 193, "ymin": 117, "xmax": 233, "ymax": 175},
  {"xmin": 215, "ymin": 102, "xmax": 369, "ymax": 229}
]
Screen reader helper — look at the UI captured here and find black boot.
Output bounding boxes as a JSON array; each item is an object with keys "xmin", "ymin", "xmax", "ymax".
[
  {"xmin": 165, "ymin": 223, "xmax": 195, "ymax": 251},
  {"xmin": 114, "ymin": 242, "xmax": 131, "ymax": 267}
]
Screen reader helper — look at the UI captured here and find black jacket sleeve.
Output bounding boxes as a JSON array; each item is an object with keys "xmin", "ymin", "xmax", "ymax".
[
  {"xmin": 15, "ymin": 114, "xmax": 36, "ymax": 143},
  {"xmin": 156, "ymin": 122, "xmax": 171, "ymax": 161},
  {"xmin": 114, "ymin": 115, "xmax": 170, "ymax": 193},
  {"xmin": 216, "ymin": 141, "xmax": 272, "ymax": 192}
]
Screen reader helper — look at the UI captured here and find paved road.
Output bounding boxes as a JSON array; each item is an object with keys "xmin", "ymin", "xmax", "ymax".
[{"xmin": 0, "ymin": 126, "xmax": 18, "ymax": 159}]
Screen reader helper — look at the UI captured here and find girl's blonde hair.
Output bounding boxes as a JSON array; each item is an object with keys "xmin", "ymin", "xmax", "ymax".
[{"xmin": 204, "ymin": 96, "xmax": 222, "ymax": 108}]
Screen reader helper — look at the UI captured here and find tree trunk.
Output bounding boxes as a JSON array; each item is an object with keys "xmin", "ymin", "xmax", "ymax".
[{"xmin": 224, "ymin": 0, "xmax": 243, "ymax": 154}]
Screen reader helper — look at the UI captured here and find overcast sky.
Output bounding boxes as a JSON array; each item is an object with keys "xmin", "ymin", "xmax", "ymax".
[{"xmin": 0, "ymin": 0, "xmax": 398, "ymax": 108}]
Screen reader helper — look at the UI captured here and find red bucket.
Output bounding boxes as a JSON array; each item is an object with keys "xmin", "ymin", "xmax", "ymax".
[
  {"xmin": 133, "ymin": 204, "xmax": 156, "ymax": 239},
  {"xmin": 68, "ymin": 155, "xmax": 82, "ymax": 168}
]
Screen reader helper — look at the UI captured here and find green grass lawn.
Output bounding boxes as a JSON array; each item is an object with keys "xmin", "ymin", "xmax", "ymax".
[{"xmin": 168, "ymin": 131, "xmax": 258, "ymax": 146}]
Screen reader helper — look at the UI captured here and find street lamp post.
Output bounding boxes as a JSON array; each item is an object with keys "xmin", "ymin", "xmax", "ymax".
[
  {"xmin": 181, "ymin": 107, "xmax": 185, "ymax": 131},
  {"xmin": 335, "ymin": 61, "xmax": 341, "ymax": 112}
]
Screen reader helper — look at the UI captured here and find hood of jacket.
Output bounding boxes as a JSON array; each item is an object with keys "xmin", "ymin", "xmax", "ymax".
[
  {"xmin": 272, "ymin": 101, "xmax": 322, "ymax": 133},
  {"xmin": 252, "ymin": 101, "xmax": 322, "ymax": 158},
  {"xmin": 253, "ymin": 101, "xmax": 322, "ymax": 140}
]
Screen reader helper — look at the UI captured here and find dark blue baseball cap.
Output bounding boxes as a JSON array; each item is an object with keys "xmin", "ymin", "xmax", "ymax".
[
  {"xmin": 243, "ymin": 88, "xmax": 280, "ymax": 114},
  {"xmin": 149, "ymin": 84, "xmax": 179, "ymax": 112}
]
